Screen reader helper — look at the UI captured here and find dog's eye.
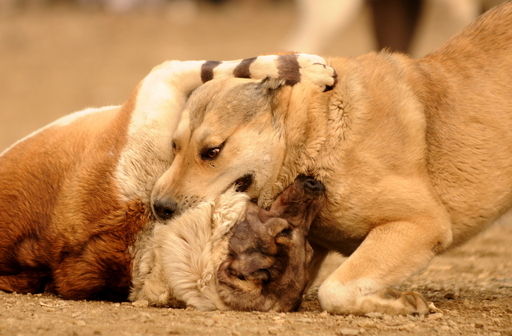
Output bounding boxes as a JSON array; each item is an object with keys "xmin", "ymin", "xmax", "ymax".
[{"xmin": 201, "ymin": 147, "xmax": 221, "ymax": 160}]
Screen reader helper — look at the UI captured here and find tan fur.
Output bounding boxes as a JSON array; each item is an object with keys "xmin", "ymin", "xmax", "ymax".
[{"xmin": 151, "ymin": 2, "xmax": 512, "ymax": 315}]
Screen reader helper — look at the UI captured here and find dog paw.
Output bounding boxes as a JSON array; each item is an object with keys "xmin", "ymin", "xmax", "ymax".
[
  {"xmin": 318, "ymin": 280, "xmax": 431, "ymax": 316},
  {"xmin": 296, "ymin": 54, "xmax": 338, "ymax": 92},
  {"xmin": 371, "ymin": 288, "xmax": 430, "ymax": 316}
]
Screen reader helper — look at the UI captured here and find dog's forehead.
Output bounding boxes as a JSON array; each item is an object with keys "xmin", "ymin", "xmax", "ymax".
[{"xmin": 185, "ymin": 77, "xmax": 271, "ymax": 132}]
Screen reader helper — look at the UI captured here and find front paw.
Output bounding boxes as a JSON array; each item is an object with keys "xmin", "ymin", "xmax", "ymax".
[
  {"xmin": 369, "ymin": 288, "xmax": 430, "ymax": 316},
  {"xmin": 318, "ymin": 280, "xmax": 431, "ymax": 316},
  {"xmin": 296, "ymin": 54, "xmax": 338, "ymax": 92}
]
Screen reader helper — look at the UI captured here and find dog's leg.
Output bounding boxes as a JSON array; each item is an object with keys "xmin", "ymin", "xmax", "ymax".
[
  {"xmin": 318, "ymin": 218, "xmax": 452, "ymax": 315},
  {"xmin": 140, "ymin": 54, "xmax": 337, "ymax": 104},
  {"xmin": 129, "ymin": 54, "xmax": 336, "ymax": 133}
]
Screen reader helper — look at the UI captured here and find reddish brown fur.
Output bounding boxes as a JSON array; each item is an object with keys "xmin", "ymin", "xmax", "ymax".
[{"xmin": 0, "ymin": 88, "xmax": 150, "ymax": 301}]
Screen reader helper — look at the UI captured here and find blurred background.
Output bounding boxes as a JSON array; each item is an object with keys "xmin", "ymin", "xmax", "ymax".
[{"xmin": 0, "ymin": 0, "xmax": 505, "ymax": 152}]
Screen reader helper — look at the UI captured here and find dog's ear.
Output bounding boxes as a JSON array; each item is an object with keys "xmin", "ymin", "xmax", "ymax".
[{"xmin": 253, "ymin": 77, "xmax": 295, "ymax": 129}]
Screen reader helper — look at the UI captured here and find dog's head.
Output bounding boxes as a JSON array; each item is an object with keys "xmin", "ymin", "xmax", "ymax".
[
  {"xmin": 157, "ymin": 176, "xmax": 325, "ymax": 312},
  {"xmin": 150, "ymin": 77, "xmax": 298, "ymax": 219}
]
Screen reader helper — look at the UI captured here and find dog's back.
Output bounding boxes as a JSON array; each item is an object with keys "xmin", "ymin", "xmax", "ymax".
[
  {"xmin": 413, "ymin": 1, "xmax": 512, "ymax": 244},
  {"xmin": 0, "ymin": 105, "xmax": 148, "ymax": 300},
  {"xmin": 320, "ymin": 1, "xmax": 512, "ymax": 247}
]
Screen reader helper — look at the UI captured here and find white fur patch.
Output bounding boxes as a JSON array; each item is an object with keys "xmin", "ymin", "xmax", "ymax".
[
  {"xmin": 113, "ymin": 75, "xmax": 183, "ymax": 203},
  {"xmin": 296, "ymin": 53, "xmax": 337, "ymax": 90},
  {"xmin": 131, "ymin": 189, "xmax": 250, "ymax": 311}
]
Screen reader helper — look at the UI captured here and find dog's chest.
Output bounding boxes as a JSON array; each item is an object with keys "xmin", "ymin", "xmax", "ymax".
[{"xmin": 303, "ymin": 172, "xmax": 379, "ymax": 255}]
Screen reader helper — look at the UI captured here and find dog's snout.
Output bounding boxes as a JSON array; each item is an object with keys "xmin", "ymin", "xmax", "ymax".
[
  {"xmin": 299, "ymin": 176, "xmax": 325, "ymax": 195},
  {"xmin": 152, "ymin": 198, "xmax": 178, "ymax": 221}
]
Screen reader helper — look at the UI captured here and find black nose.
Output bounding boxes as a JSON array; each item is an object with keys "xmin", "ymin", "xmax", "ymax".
[
  {"xmin": 298, "ymin": 176, "xmax": 325, "ymax": 195},
  {"xmin": 152, "ymin": 198, "xmax": 178, "ymax": 220}
]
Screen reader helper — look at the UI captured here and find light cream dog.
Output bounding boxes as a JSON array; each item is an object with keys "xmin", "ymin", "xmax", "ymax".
[{"xmin": 151, "ymin": 1, "xmax": 512, "ymax": 315}]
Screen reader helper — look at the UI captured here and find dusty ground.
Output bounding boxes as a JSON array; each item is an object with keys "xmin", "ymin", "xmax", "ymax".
[
  {"xmin": 0, "ymin": 1, "xmax": 511, "ymax": 335},
  {"xmin": 1, "ymin": 221, "xmax": 511, "ymax": 336}
]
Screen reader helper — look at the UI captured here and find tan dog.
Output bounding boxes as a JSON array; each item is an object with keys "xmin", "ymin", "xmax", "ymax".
[
  {"xmin": 151, "ymin": 2, "xmax": 512, "ymax": 315},
  {"xmin": 0, "ymin": 54, "xmax": 336, "ymax": 301}
]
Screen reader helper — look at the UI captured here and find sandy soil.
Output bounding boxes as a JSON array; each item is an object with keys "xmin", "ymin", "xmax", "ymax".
[
  {"xmin": 0, "ymin": 1, "xmax": 511, "ymax": 335},
  {"xmin": 1, "ymin": 221, "xmax": 511, "ymax": 336}
]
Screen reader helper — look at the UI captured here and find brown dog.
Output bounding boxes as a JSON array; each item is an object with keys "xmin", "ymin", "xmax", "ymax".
[
  {"xmin": 150, "ymin": 2, "xmax": 512, "ymax": 315},
  {"xmin": 0, "ymin": 55, "xmax": 336, "ymax": 301}
]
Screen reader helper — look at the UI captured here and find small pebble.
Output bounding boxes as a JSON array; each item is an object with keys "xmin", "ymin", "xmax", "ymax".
[
  {"xmin": 337, "ymin": 328, "xmax": 360, "ymax": 335},
  {"xmin": 428, "ymin": 313, "xmax": 444, "ymax": 321},
  {"xmin": 204, "ymin": 318, "xmax": 215, "ymax": 327},
  {"xmin": 357, "ymin": 320, "xmax": 376, "ymax": 328},
  {"xmin": 131, "ymin": 300, "xmax": 149, "ymax": 308},
  {"xmin": 364, "ymin": 312, "xmax": 383, "ymax": 319},
  {"xmin": 444, "ymin": 292, "xmax": 456, "ymax": 299},
  {"xmin": 267, "ymin": 327, "xmax": 281, "ymax": 335}
]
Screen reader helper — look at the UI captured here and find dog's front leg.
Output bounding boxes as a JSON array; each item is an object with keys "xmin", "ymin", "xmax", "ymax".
[
  {"xmin": 128, "ymin": 54, "xmax": 337, "ymax": 147},
  {"xmin": 138, "ymin": 54, "xmax": 337, "ymax": 118},
  {"xmin": 318, "ymin": 218, "xmax": 452, "ymax": 315}
]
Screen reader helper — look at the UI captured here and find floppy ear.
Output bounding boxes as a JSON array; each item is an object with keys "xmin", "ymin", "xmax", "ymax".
[
  {"xmin": 255, "ymin": 77, "xmax": 293, "ymax": 126},
  {"xmin": 257, "ymin": 74, "xmax": 322, "ymax": 161}
]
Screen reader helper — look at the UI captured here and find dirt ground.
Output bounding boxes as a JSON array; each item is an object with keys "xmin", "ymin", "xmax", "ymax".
[
  {"xmin": 0, "ymin": 221, "xmax": 511, "ymax": 336},
  {"xmin": 0, "ymin": 1, "xmax": 511, "ymax": 335}
]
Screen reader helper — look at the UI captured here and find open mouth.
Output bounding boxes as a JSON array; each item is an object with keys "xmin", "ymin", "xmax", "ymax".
[{"xmin": 234, "ymin": 174, "xmax": 253, "ymax": 192}]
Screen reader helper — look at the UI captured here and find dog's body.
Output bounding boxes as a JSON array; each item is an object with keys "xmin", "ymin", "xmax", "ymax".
[
  {"xmin": 151, "ymin": 2, "xmax": 512, "ymax": 315},
  {"xmin": 0, "ymin": 55, "xmax": 336, "ymax": 301}
]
